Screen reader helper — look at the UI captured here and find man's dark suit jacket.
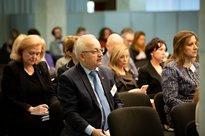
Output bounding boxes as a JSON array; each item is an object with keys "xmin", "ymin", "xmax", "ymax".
[
  {"xmin": 137, "ymin": 61, "xmax": 162, "ymax": 99},
  {"xmin": 57, "ymin": 63, "xmax": 122, "ymax": 136}
]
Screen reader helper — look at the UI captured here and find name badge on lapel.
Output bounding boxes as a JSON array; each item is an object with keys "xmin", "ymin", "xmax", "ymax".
[{"xmin": 110, "ymin": 84, "xmax": 117, "ymax": 96}]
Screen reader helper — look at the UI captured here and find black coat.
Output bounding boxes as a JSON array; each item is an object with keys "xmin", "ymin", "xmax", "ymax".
[
  {"xmin": 137, "ymin": 61, "xmax": 162, "ymax": 99},
  {"xmin": 1, "ymin": 60, "xmax": 57, "ymax": 135}
]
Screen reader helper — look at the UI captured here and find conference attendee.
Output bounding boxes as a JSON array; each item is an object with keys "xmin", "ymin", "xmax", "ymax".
[
  {"xmin": 109, "ymin": 45, "xmax": 146, "ymax": 94},
  {"xmin": 120, "ymin": 27, "xmax": 134, "ymax": 47},
  {"xmin": 130, "ymin": 31, "xmax": 146, "ymax": 63},
  {"xmin": 0, "ymin": 29, "xmax": 19, "ymax": 64},
  {"xmin": 76, "ymin": 27, "xmax": 88, "ymax": 36},
  {"xmin": 98, "ymin": 27, "xmax": 112, "ymax": 49},
  {"xmin": 27, "ymin": 28, "xmax": 41, "ymax": 36},
  {"xmin": 138, "ymin": 38, "xmax": 167, "ymax": 99},
  {"xmin": 57, "ymin": 35, "xmax": 79, "ymax": 76},
  {"xmin": 1, "ymin": 35, "xmax": 57, "ymax": 136},
  {"xmin": 162, "ymin": 30, "xmax": 199, "ymax": 127},
  {"xmin": 49, "ymin": 26, "xmax": 64, "ymax": 63},
  {"xmin": 55, "ymin": 35, "xmax": 78, "ymax": 74},
  {"xmin": 102, "ymin": 33, "xmax": 138, "ymax": 80},
  {"xmin": 27, "ymin": 28, "xmax": 56, "ymax": 80},
  {"xmin": 58, "ymin": 34, "xmax": 122, "ymax": 136}
]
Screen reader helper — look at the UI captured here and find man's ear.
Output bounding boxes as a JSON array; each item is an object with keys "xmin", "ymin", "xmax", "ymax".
[{"xmin": 79, "ymin": 53, "xmax": 85, "ymax": 61}]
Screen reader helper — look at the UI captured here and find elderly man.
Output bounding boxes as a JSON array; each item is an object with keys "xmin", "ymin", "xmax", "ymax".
[
  {"xmin": 102, "ymin": 33, "xmax": 138, "ymax": 80},
  {"xmin": 58, "ymin": 34, "xmax": 122, "ymax": 136}
]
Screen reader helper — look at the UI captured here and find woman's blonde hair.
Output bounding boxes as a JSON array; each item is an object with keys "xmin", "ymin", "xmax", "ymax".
[
  {"xmin": 109, "ymin": 44, "xmax": 130, "ymax": 75},
  {"xmin": 63, "ymin": 35, "xmax": 79, "ymax": 57},
  {"xmin": 10, "ymin": 34, "xmax": 27, "ymax": 60},
  {"xmin": 166, "ymin": 30, "xmax": 199, "ymax": 66},
  {"xmin": 11, "ymin": 35, "xmax": 46, "ymax": 64}
]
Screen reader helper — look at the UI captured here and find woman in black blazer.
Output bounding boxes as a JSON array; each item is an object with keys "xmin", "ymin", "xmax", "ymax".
[
  {"xmin": 137, "ymin": 38, "xmax": 167, "ymax": 99},
  {"xmin": 1, "ymin": 35, "xmax": 57, "ymax": 136}
]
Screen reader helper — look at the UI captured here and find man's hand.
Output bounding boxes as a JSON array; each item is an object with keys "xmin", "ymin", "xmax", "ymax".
[{"xmin": 92, "ymin": 129, "xmax": 108, "ymax": 136}]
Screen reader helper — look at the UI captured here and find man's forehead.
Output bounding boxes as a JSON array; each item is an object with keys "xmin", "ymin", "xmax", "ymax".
[{"xmin": 86, "ymin": 40, "xmax": 101, "ymax": 48}]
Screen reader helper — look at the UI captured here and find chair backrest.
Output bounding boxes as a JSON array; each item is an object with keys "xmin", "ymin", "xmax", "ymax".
[
  {"xmin": 154, "ymin": 92, "xmax": 167, "ymax": 125},
  {"xmin": 171, "ymin": 102, "xmax": 196, "ymax": 136},
  {"xmin": 118, "ymin": 92, "xmax": 152, "ymax": 107},
  {"xmin": 185, "ymin": 120, "xmax": 199, "ymax": 136},
  {"xmin": 108, "ymin": 107, "xmax": 164, "ymax": 136}
]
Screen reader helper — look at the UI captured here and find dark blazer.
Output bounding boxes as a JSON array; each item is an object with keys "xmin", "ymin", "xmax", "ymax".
[
  {"xmin": 1, "ymin": 60, "xmax": 57, "ymax": 135},
  {"xmin": 57, "ymin": 63, "xmax": 122, "ymax": 136},
  {"xmin": 137, "ymin": 61, "xmax": 162, "ymax": 99},
  {"xmin": 114, "ymin": 69, "xmax": 137, "ymax": 93},
  {"xmin": 1, "ymin": 61, "xmax": 57, "ymax": 109},
  {"xmin": 57, "ymin": 60, "xmax": 75, "ymax": 77}
]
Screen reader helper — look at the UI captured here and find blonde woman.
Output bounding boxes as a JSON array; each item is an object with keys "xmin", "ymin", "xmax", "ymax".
[
  {"xmin": 109, "ymin": 44, "xmax": 146, "ymax": 93},
  {"xmin": 1, "ymin": 35, "xmax": 57, "ymax": 136}
]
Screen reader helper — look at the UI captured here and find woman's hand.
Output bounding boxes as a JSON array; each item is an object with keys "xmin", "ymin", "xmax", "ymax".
[
  {"xmin": 28, "ymin": 104, "xmax": 49, "ymax": 115},
  {"xmin": 128, "ymin": 88, "xmax": 147, "ymax": 94}
]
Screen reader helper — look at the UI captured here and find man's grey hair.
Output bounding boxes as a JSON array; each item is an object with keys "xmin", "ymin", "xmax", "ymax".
[{"xmin": 74, "ymin": 34, "xmax": 96, "ymax": 61}]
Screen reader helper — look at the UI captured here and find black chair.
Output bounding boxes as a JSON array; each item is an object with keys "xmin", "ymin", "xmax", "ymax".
[
  {"xmin": 171, "ymin": 102, "xmax": 196, "ymax": 136},
  {"xmin": 185, "ymin": 120, "xmax": 199, "ymax": 136},
  {"xmin": 154, "ymin": 92, "xmax": 168, "ymax": 125},
  {"xmin": 118, "ymin": 92, "xmax": 152, "ymax": 107},
  {"xmin": 108, "ymin": 107, "xmax": 164, "ymax": 136}
]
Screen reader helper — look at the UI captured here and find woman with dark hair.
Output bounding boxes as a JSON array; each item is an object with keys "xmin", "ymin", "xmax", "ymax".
[
  {"xmin": 98, "ymin": 27, "xmax": 112, "ymax": 49},
  {"xmin": 138, "ymin": 37, "xmax": 167, "ymax": 99},
  {"xmin": 162, "ymin": 30, "xmax": 199, "ymax": 127}
]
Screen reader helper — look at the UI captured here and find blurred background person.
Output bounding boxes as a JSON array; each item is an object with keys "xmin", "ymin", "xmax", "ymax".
[
  {"xmin": 49, "ymin": 26, "xmax": 64, "ymax": 64},
  {"xmin": 162, "ymin": 30, "xmax": 199, "ymax": 127},
  {"xmin": 130, "ymin": 31, "xmax": 146, "ymax": 63},
  {"xmin": 76, "ymin": 27, "xmax": 88, "ymax": 36},
  {"xmin": 56, "ymin": 35, "xmax": 79, "ymax": 76},
  {"xmin": 0, "ymin": 28, "xmax": 19, "ymax": 64},
  {"xmin": 98, "ymin": 27, "xmax": 113, "ymax": 54},
  {"xmin": 138, "ymin": 37, "xmax": 167, "ymax": 99},
  {"xmin": 120, "ymin": 27, "xmax": 134, "ymax": 47},
  {"xmin": 1, "ymin": 35, "xmax": 57, "ymax": 136}
]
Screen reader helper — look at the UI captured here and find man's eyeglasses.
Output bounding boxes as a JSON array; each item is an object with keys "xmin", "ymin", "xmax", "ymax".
[{"xmin": 82, "ymin": 48, "xmax": 105, "ymax": 55}]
